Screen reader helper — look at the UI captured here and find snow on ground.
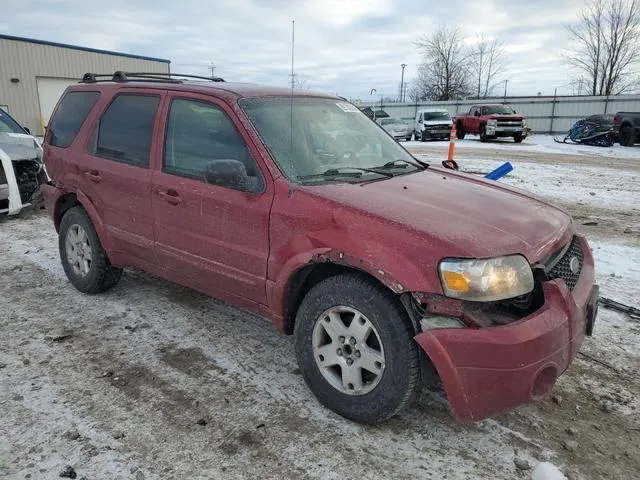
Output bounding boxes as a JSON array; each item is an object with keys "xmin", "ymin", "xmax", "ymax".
[
  {"xmin": 2, "ymin": 138, "xmax": 640, "ymax": 479},
  {"xmin": 406, "ymin": 134, "xmax": 640, "ymax": 160}
]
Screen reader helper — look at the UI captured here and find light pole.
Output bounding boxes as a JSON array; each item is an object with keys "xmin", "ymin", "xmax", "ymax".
[
  {"xmin": 400, "ymin": 64, "xmax": 407, "ymax": 102},
  {"xmin": 370, "ymin": 88, "xmax": 377, "ymax": 120},
  {"xmin": 503, "ymin": 79, "xmax": 508, "ymax": 103}
]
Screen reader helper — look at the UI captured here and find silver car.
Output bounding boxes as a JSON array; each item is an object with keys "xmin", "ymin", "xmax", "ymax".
[{"xmin": 377, "ymin": 117, "xmax": 412, "ymax": 141}]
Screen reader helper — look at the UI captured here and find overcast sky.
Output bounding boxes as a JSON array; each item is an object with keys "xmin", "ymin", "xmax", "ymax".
[{"xmin": 4, "ymin": 0, "xmax": 587, "ymax": 100}]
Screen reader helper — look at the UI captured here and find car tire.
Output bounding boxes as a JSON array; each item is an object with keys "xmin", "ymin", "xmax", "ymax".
[
  {"xmin": 456, "ymin": 127, "xmax": 465, "ymax": 140},
  {"xmin": 514, "ymin": 133, "xmax": 524, "ymax": 143},
  {"xmin": 406, "ymin": 135, "xmax": 412, "ymax": 142},
  {"xmin": 480, "ymin": 125, "xmax": 488, "ymax": 143},
  {"xmin": 619, "ymin": 125, "xmax": 636, "ymax": 147},
  {"xmin": 420, "ymin": 130, "xmax": 428, "ymax": 142},
  {"xmin": 59, "ymin": 206, "xmax": 123, "ymax": 294},
  {"xmin": 294, "ymin": 273, "xmax": 421, "ymax": 424}
]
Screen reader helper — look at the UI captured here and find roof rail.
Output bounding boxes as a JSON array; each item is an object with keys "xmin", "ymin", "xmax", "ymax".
[{"xmin": 80, "ymin": 71, "xmax": 226, "ymax": 84}]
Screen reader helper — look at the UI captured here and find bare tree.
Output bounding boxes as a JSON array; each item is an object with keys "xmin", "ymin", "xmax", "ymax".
[
  {"xmin": 469, "ymin": 34, "xmax": 505, "ymax": 98},
  {"xmin": 567, "ymin": 0, "xmax": 640, "ymax": 95},
  {"xmin": 414, "ymin": 27, "xmax": 471, "ymax": 100}
]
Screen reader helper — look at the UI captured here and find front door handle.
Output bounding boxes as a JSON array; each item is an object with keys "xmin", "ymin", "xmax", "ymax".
[
  {"xmin": 157, "ymin": 189, "xmax": 182, "ymax": 205},
  {"xmin": 84, "ymin": 170, "xmax": 101, "ymax": 183}
]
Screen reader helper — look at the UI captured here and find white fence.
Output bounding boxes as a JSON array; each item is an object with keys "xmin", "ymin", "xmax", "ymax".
[{"xmin": 359, "ymin": 95, "xmax": 640, "ymax": 134}]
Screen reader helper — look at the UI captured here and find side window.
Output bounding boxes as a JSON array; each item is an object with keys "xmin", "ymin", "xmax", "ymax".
[
  {"xmin": 93, "ymin": 94, "xmax": 159, "ymax": 167},
  {"xmin": 48, "ymin": 91, "xmax": 100, "ymax": 148},
  {"xmin": 163, "ymin": 98, "xmax": 263, "ymax": 192}
]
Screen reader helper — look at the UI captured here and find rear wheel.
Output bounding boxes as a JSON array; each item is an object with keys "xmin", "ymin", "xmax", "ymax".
[
  {"xmin": 59, "ymin": 206, "xmax": 123, "ymax": 293},
  {"xmin": 514, "ymin": 133, "xmax": 524, "ymax": 143},
  {"xmin": 456, "ymin": 126, "xmax": 466, "ymax": 140},
  {"xmin": 619, "ymin": 125, "xmax": 636, "ymax": 146},
  {"xmin": 294, "ymin": 274, "xmax": 421, "ymax": 423},
  {"xmin": 480, "ymin": 125, "xmax": 488, "ymax": 142}
]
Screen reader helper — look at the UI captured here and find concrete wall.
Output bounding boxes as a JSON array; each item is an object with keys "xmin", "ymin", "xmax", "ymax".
[
  {"xmin": 0, "ymin": 36, "xmax": 170, "ymax": 135},
  {"xmin": 360, "ymin": 95, "xmax": 640, "ymax": 134}
]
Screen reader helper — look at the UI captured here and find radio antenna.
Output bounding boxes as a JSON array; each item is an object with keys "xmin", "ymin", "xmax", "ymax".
[{"xmin": 289, "ymin": 19, "xmax": 295, "ymax": 182}]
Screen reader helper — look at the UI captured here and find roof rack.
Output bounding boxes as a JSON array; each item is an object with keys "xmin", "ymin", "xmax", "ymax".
[{"xmin": 80, "ymin": 71, "xmax": 226, "ymax": 84}]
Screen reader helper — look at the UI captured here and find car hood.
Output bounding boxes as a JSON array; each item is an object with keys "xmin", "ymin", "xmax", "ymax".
[
  {"xmin": 304, "ymin": 169, "xmax": 572, "ymax": 262},
  {"xmin": 384, "ymin": 124, "xmax": 410, "ymax": 131},
  {"xmin": 424, "ymin": 120, "xmax": 452, "ymax": 126},
  {"xmin": 0, "ymin": 133, "xmax": 43, "ymax": 162}
]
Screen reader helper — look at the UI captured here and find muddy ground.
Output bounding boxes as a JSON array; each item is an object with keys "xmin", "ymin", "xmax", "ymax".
[{"xmin": 1, "ymin": 140, "xmax": 639, "ymax": 479}]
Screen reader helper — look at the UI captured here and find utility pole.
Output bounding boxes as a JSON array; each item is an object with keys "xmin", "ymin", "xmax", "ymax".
[
  {"xmin": 400, "ymin": 64, "xmax": 407, "ymax": 102},
  {"xmin": 503, "ymin": 79, "xmax": 508, "ymax": 103},
  {"xmin": 209, "ymin": 61, "xmax": 216, "ymax": 79}
]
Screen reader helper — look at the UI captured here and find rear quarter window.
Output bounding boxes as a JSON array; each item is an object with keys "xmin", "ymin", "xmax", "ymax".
[{"xmin": 47, "ymin": 91, "xmax": 100, "ymax": 148}]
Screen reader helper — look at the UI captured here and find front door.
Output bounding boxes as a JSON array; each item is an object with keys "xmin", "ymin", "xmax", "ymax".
[{"xmin": 151, "ymin": 94, "xmax": 273, "ymax": 304}]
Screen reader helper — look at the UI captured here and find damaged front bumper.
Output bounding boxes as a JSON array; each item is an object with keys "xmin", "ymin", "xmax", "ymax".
[
  {"xmin": 0, "ymin": 133, "xmax": 47, "ymax": 215},
  {"xmin": 414, "ymin": 236, "xmax": 597, "ymax": 421}
]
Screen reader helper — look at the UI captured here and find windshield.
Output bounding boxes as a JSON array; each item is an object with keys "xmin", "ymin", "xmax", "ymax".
[
  {"xmin": 380, "ymin": 118, "xmax": 404, "ymax": 125},
  {"xmin": 240, "ymin": 97, "xmax": 422, "ymax": 183},
  {"xmin": 482, "ymin": 106, "xmax": 516, "ymax": 115},
  {"xmin": 0, "ymin": 109, "xmax": 26, "ymax": 134},
  {"xmin": 422, "ymin": 111, "xmax": 450, "ymax": 121}
]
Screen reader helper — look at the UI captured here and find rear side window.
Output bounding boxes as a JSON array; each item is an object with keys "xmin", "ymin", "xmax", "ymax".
[
  {"xmin": 48, "ymin": 91, "xmax": 100, "ymax": 147},
  {"xmin": 93, "ymin": 94, "xmax": 159, "ymax": 167}
]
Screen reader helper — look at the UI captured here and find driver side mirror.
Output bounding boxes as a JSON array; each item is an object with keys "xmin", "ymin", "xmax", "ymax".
[
  {"xmin": 474, "ymin": 111, "xmax": 480, "ymax": 117},
  {"xmin": 418, "ymin": 118, "xmax": 423, "ymax": 124},
  {"xmin": 23, "ymin": 126, "xmax": 31, "ymax": 135},
  {"xmin": 204, "ymin": 159, "xmax": 252, "ymax": 191}
]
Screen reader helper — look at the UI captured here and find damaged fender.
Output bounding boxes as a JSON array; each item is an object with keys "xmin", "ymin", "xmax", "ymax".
[{"xmin": 0, "ymin": 132, "xmax": 46, "ymax": 216}]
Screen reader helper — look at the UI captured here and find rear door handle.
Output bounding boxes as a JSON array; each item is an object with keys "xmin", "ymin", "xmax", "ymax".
[
  {"xmin": 157, "ymin": 189, "xmax": 182, "ymax": 205},
  {"xmin": 84, "ymin": 170, "xmax": 101, "ymax": 183}
]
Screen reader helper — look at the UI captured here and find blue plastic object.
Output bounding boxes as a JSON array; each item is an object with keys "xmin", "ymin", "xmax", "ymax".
[{"xmin": 484, "ymin": 162, "xmax": 513, "ymax": 181}]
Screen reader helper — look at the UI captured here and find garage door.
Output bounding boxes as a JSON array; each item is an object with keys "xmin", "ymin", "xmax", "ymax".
[{"xmin": 36, "ymin": 77, "xmax": 77, "ymax": 135}]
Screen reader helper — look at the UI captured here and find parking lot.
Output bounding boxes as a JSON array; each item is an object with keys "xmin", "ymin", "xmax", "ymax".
[{"xmin": 1, "ymin": 135, "xmax": 639, "ymax": 480}]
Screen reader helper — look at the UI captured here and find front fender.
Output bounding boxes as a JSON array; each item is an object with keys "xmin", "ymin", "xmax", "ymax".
[{"xmin": 268, "ymin": 240, "xmax": 437, "ymax": 328}]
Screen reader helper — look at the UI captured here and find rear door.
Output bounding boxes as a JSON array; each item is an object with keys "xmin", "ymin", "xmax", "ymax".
[
  {"xmin": 151, "ymin": 93, "xmax": 273, "ymax": 304},
  {"xmin": 85, "ymin": 89, "xmax": 163, "ymax": 267}
]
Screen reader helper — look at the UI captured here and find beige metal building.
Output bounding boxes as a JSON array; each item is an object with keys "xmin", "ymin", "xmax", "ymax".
[{"xmin": 0, "ymin": 34, "xmax": 170, "ymax": 136}]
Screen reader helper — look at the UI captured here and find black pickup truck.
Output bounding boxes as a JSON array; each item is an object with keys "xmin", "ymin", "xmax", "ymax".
[{"xmin": 613, "ymin": 112, "xmax": 640, "ymax": 146}]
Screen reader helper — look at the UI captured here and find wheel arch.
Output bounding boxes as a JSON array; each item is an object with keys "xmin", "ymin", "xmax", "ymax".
[{"xmin": 55, "ymin": 190, "xmax": 114, "ymax": 252}]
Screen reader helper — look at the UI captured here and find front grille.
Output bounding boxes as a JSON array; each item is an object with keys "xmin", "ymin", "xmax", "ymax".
[
  {"xmin": 546, "ymin": 236, "xmax": 583, "ymax": 290},
  {"xmin": 426, "ymin": 124, "xmax": 451, "ymax": 130},
  {"xmin": 496, "ymin": 121, "xmax": 523, "ymax": 127}
]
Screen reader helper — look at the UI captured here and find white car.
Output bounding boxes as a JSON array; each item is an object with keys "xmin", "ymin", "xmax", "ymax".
[
  {"xmin": 376, "ymin": 117, "xmax": 412, "ymax": 141},
  {"xmin": 0, "ymin": 109, "xmax": 47, "ymax": 216},
  {"xmin": 414, "ymin": 108, "xmax": 453, "ymax": 142}
]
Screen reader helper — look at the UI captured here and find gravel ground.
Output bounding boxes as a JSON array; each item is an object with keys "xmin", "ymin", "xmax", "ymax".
[{"xmin": 1, "ymin": 140, "xmax": 639, "ymax": 479}]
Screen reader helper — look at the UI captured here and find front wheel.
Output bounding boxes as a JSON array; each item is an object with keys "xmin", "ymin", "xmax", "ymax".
[
  {"xmin": 456, "ymin": 127, "xmax": 466, "ymax": 140},
  {"xmin": 619, "ymin": 125, "xmax": 636, "ymax": 146},
  {"xmin": 59, "ymin": 206, "xmax": 123, "ymax": 293},
  {"xmin": 294, "ymin": 274, "xmax": 421, "ymax": 423},
  {"xmin": 514, "ymin": 133, "xmax": 524, "ymax": 143},
  {"xmin": 480, "ymin": 125, "xmax": 489, "ymax": 142},
  {"xmin": 420, "ymin": 130, "xmax": 427, "ymax": 142}
]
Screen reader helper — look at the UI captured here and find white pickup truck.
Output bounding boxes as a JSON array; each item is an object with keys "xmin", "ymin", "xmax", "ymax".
[{"xmin": 0, "ymin": 109, "xmax": 47, "ymax": 215}]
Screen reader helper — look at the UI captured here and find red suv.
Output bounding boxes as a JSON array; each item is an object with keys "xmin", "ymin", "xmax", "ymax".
[{"xmin": 42, "ymin": 72, "xmax": 598, "ymax": 423}]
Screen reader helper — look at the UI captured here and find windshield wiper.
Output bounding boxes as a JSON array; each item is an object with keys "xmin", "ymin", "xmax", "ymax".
[
  {"xmin": 375, "ymin": 158, "xmax": 427, "ymax": 170},
  {"xmin": 297, "ymin": 167, "xmax": 393, "ymax": 181}
]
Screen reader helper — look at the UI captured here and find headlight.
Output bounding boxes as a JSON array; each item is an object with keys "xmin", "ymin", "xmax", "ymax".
[
  {"xmin": 439, "ymin": 255, "xmax": 534, "ymax": 302},
  {"xmin": 487, "ymin": 119, "xmax": 497, "ymax": 127}
]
